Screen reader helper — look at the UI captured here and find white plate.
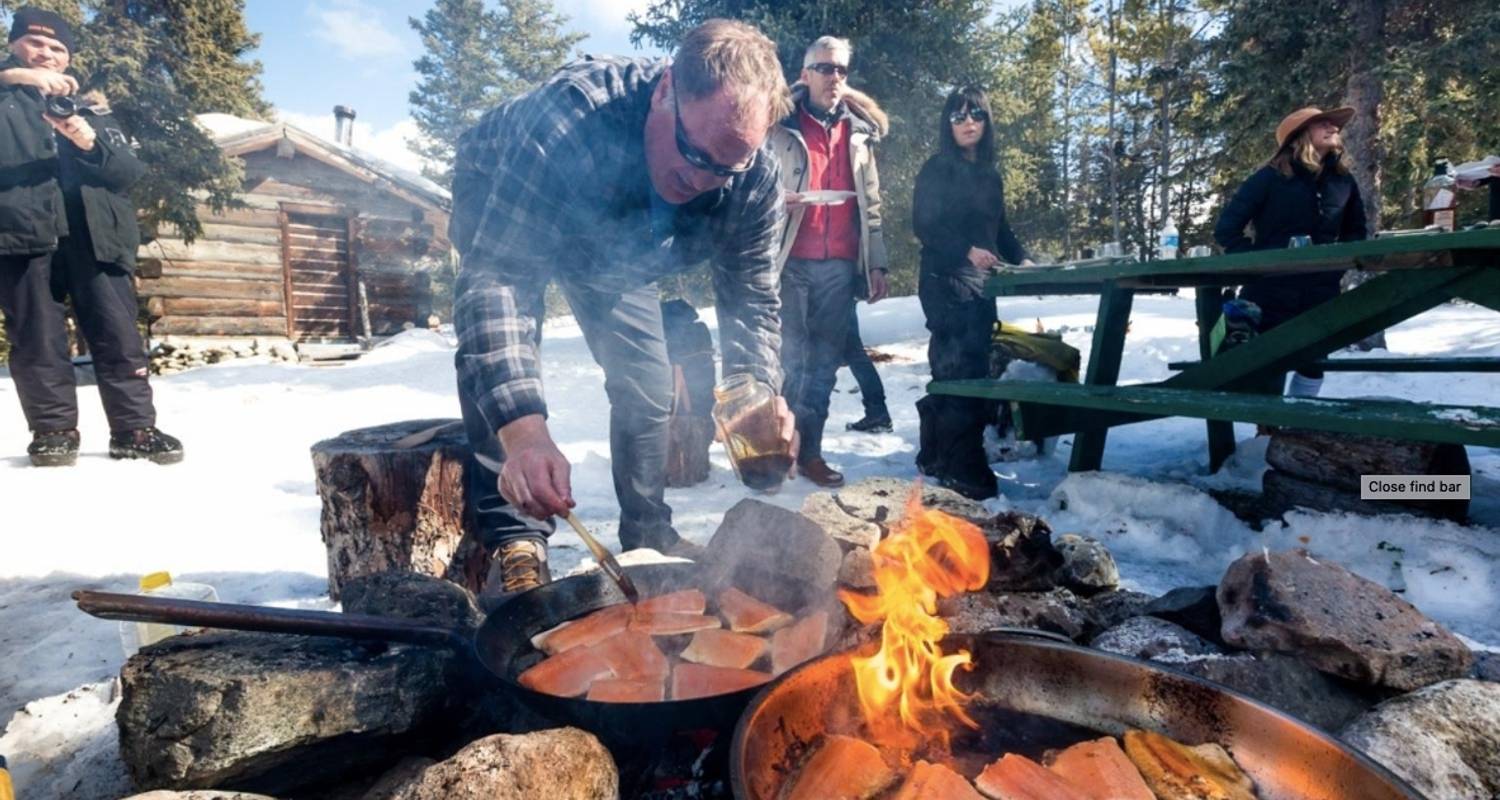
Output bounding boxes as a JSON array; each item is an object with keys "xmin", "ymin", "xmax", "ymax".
[{"xmin": 797, "ymin": 190, "xmax": 856, "ymax": 206}]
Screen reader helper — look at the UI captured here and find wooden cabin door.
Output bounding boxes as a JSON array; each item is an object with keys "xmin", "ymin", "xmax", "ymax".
[{"xmin": 281, "ymin": 210, "xmax": 357, "ymax": 341}]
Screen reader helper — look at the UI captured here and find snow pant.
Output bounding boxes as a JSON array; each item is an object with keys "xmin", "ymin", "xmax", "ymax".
[
  {"xmin": 843, "ymin": 303, "xmax": 887, "ymax": 418},
  {"xmin": 915, "ymin": 270, "xmax": 996, "ymax": 488},
  {"xmin": 779, "ymin": 257, "xmax": 856, "ymax": 463},
  {"xmin": 0, "ymin": 247, "xmax": 154, "ymax": 435},
  {"xmin": 460, "ymin": 281, "xmax": 677, "ymax": 553}
]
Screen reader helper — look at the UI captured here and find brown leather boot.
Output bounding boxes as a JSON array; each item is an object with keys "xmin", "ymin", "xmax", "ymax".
[
  {"xmin": 798, "ymin": 457, "xmax": 845, "ymax": 488},
  {"xmin": 480, "ymin": 539, "xmax": 551, "ymax": 608}
]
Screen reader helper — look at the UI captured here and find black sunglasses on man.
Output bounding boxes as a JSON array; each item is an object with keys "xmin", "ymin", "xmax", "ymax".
[
  {"xmin": 807, "ymin": 62, "xmax": 849, "ymax": 78},
  {"xmin": 672, "ymin": 85, "xmax": 753, "ymax": 178}
]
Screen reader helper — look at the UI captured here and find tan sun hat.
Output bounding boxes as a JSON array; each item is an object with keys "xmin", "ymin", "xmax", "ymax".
[{"xmin": 1275, "ymin": 106, "xmax": 1356, "ymax": 149}]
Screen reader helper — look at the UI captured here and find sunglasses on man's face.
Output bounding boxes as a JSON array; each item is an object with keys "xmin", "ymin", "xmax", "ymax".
[
  {"xmin": 807, "ymin": 62, "xmax": 849, "ymax": 78},
  {"xmin": 949, "ymin": 108, "xmax": 989, "ymax": 125},
  {"xmin": 672, "ymin": 87, "xmax": 753, "ymax": 178}
]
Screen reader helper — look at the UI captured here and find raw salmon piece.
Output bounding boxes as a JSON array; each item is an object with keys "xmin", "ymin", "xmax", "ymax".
[
  {"xmin": 530, "ymin": 603, "xmax": 633, "ymax": 655},
  {"xmin": 629, "ymin": 611, "xmax": 722, "ymax": 635},
  {"xmin": 669, "ymin": 662, "xmax": 771, "ymax": 700},
  {"xmin": 517, "ymin": 646, "xmax": 613, "ymax": 698},
  {"xmin": 591, "ymin": 630, "xmax": 669, "ymax": 681},
  {"xmin": 974, "ymin": 753, "xmax": 1091, "ymax": 800},
  {"xmin": 636, "ymin": 589, "xmax": 707, "ymax": 615},
  {"xmin": 1122, "ymin": 730, "xmax": 1257, "ymax": 800},
  {"xmin": 680, "ymin": 629, "xmax": 767, "ymax": 670},
  {"xmin": 586, "ymin": 677, "xmax": 665, "ymax": 703},
  {"xmin": 890, "ymin": 760, "xmax": 985, "ymax": 800},
  {"xmin": 770, "ymin": 610, "xmax": 829, "ymax": 675},
  {"xmin": 1046, "ymin": 737, "xmax": 1155, "ymax": 800},
  {"xmin": 718, "ymin": 587, "xmax": 793, "ymax": 633},
  {"xmin": 780, "ymin": 733, "xmax": 898, "ymax": 800}
]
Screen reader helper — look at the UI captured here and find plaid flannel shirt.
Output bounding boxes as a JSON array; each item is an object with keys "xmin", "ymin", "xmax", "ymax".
[{"xmin": 450, "ymin": 56, "xmax": 785, "ymax": 436}]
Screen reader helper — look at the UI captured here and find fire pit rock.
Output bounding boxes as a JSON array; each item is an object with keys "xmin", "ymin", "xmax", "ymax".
[
  {"xmin": 1341, "ymin": 679, "xmax": 1500, "ymax": 800},
  {"xmin": 1143, "ymin": 584, "xmax": 1223, "ymax": 645},
  {"xmin": 1171, "ymin": 652, "xmax": 1376, "ymax": 732},
  {"xmin": 122, "ymin": 793, "xmax": 279, "ymax": 800},
  {"xmin": 705, "ymin": 498, "xmax": 842, "ymax": 598},
  {"xmin": 1051, "ymin": 533, "xmax": 1119, "ymax": 593},
  {"xmin": 978, "ymin": 510, "xmax": 1063, "ymax": 592},
  {"xmin": 1473, "ymin": 651, "xmax": 1500, "ymax": 683},
  {"xmin": 1218, "ymin": 549, "xmax": 1472, "ymax": 691},
  {"xmin": 800, "ymin": 492, "xmax": 881, "ymax": 551},
  {"xmin": 380, "ymin": 727, "xmax": 617, "ymax": 800},
  {"xmin": 829, "ymin": 476, "xmax": 986, "ymax": 529},
  {"xmin": 1079, "ymin": 588, "xmax": 1156, "ymax": 631},
  {"xmin": 1090, "ymin": 616, "xmax": 1222, "ymax": 661},
  {"xmin": 938, "ymin": 587, "xmax": 1091, "ymax": 641}
]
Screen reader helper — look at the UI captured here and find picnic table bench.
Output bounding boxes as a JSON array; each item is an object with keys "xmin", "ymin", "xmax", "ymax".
[{"xmin": 927, "ymin": 228, "xmax": 1500, "ymax": 472}]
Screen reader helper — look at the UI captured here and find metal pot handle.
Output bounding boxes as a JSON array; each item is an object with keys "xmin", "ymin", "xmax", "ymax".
[{"xmin": 74, "ymin": 590, "xmax": 469, "ymax": 650}]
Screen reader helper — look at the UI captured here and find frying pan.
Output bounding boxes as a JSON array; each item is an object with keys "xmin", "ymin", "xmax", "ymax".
[
  {"xmin": 75, "ymin": 562, "xmax": 814, "ymax": 748},
  {"xmin": 730, "ymin": 630, "xmax": 1423, "ymax": 800}
]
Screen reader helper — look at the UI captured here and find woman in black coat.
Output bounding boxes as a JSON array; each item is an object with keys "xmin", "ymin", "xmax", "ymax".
[
  {"xmin": 912, "ymin": 86, "xmax": 1031, "ymax": 499},
  {"xmin": 1213, "ymin": 106, "xmax": 1368, "ymax": 398}
]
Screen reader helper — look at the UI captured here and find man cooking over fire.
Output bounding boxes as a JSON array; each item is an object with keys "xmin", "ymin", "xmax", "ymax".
[{"xmin": 450, "ymin": 19, "xmax": 796, "ymax": 602}]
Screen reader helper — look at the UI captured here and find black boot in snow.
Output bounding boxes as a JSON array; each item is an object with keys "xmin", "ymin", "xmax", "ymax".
[
  {"xmin": 28, "ymin": 429, "xmax": 80, "ymax": 467},
  {"xmin": 846, "ymin": 411, "xmax": 893, "ymax": 433},
  {"xmin": 109, "ymin": 427, "xmax": 184, "ymax": 464}
]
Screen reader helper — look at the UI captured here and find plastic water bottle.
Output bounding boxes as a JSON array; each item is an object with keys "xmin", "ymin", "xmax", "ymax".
[
  {"xmin": 119, "ymin": 572, "xmax": 219, "ymax": 658},
  {"xmin": 1158, "ymin": 216, "xmax": 1179, "ymax": 260}
]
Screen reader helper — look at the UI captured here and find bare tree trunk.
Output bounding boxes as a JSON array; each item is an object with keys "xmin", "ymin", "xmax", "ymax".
[
  {"xmin": 1343, "ymin": 0, "xmax": 1387, "ymax": 234},
  {"xmin": 1107, "ymin": 0, "xmax": 1122, "ymax": 244}
]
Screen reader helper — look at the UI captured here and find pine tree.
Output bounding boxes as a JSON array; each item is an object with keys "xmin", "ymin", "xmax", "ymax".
[
  {"xmin": 408, "ymin": 0, "xmax": 584, "ymax": 188},
  {"xmin": 1, "ymin": 0, "xmax": 269, "ymax": 241}
]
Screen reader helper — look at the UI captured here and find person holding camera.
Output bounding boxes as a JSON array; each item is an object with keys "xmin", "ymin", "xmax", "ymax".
[{"xmin": 0, "ymin": 7, "xmax": 181, "ymax": 466}]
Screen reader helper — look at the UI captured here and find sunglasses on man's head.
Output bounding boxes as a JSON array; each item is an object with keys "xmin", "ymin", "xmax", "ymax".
[
  {"xmin": 949, "ymin": 108, "xmax": 989, "ymax": 125},
  {"xmin": 672, "ymin": 87, "xmax": 753, "ymax": 178},
  {"xmin": 807, "ymin": 62, "xmax": 849, "ymax": 78}
]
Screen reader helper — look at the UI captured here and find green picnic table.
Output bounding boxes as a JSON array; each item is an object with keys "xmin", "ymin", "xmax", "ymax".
[{"xmin": 927, "ymin": 228, "xmax": 1500, "ymax": 472}]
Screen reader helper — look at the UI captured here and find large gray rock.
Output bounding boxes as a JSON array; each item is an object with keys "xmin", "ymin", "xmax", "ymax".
[
  {"xmin": 1143, "ymin": 585, "xmax": 1223, "ymax": 645},
  {"xmin": 1218, "ymin": 549, "xmax": 1472, "ymax": 691},
  {"xmin": 704, "ymin": 498, "xmax": 842, "ymax": 611},
  {"xmin": 1052, "ymin": 534, "xmax": 1119, "ymax": 594},
  {"xmin": 938, "ymin": 588, "xmax": 1090, "ymax": 641},
  {"xmin": 830, "ymin": 477, "xmax": 986, "ymax": 528},
  {"xmin": 385, "ymin": 728, "xmax": 617, "ymax": 800},
  {"xmin": 123, "ymin": 794, "xmax": 279, "ymax": 800},
  {"xmin": 1341, "ymin": 679, "xmax": 1500, "ymax": 800},
  {"xmin": 1473, "ymin": 651, "xmax": 1500, "ymax": 683},
  {"xmin": 1091, "ymin": 616, "xmax": 1222, "ymax": 661},
  {"xmin": 1172, "ymin": 652, "xmax": 1375, "ymax": 732},
  {"xmin": 800, "ymin": 492, "xmax": 881, "ymax": 551},
  {"xmin": 1079, "ymin": 589, "xmax": 1156, "ymax": 632},
  {"xmin": 838, "ymin": 548, "xmax": 876, "ymax": 589},
  {"xmin": 978, "ymin": 510, "xmax": 1062, "ymax": 592}
]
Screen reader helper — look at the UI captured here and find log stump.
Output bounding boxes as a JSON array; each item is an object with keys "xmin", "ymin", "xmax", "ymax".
[
  {"xmin": 312, "ymin": 419, "xmax": 490, "ymax": 599},
  {"xmin": 1263, "ymin": 428, "xmax": 1470, "ymax": 521}
]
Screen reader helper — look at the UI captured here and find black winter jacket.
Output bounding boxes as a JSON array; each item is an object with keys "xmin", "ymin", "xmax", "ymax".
[
  {"xmin": 0, "ymin": 63, "xmax": 146, "ymax": 268},
  {"xmin": 913, "ymin": 152, "xmax": 1028, "ymax": 282}
]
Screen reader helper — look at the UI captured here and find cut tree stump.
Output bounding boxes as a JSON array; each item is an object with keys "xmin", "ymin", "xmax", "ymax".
[
  {"xmin": 312, "ymin": 419, "xmax": 490, "ymax": 599},
  {"xmin": 1263, "ymin": 428, "xmax": 1470, "ymax": 521}
]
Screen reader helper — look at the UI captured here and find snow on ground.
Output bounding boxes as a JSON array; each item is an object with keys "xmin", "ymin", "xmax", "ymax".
[{"xmin": 1, "ymin": 292, "xmax": 1497, "ymax": 798}]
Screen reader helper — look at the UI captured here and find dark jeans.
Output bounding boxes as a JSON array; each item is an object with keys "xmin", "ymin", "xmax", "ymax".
[
  {"xmin": 460, "ymin": 281, "xmax": 676, "ymax": 552},
  {"xmin": 843, "ymin": 303, "xmax": 887, "ymax": 417},
  {"xmin": 779, "ymin": 258, "xmax": 856, "ymax": 462},
  {"xmin": 1240, "ymin": 278, "xmax": 1341, "ymax": 380},
  {"xmin": 915, "ymin": 270, "xmax": 996, "ymax": 483},
  {"xmin": 0, "ymin": 247, "xmax": 155, "ymax": 434}
]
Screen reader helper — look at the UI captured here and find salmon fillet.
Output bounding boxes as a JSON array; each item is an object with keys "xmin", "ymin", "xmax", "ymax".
[
  {"xmin": 636, "ymin": 588, "xmax": 707, "ymax": 615},
  {"xmin": 780, "ymin": 733, "xmax": 898, "ymax": 800},
  {"xmin": 718, "ymin": 587, "xmax": 793, "ymax": 633},
  {"xmin": 974, "ymin": 753, "xmax": 1091, "ymax": 800},
  {"xmin": 680, "ymin": 628, "xmax": 768, "ymax": 670},
  {"xmin": 630, "ymin": 611, "xmax": 723, "ymax": 635},
  {"xmin": 1122, "ymin": 730, "xmax": 1257, "ymax": 800},
  {"xmin": 586, "ymin": 677, "xmax": 665, "ymax": 703},
  {"xmin": 1046, "ymin": 737, "xmax": 1155, "ymax": 800},
  {"xmin": 770, "ymin": 610, "xmax": 829, "ymax": 675},
  {"xmin": 517, "ymin": 646, "xmax": 613, "ymax": 698},
  {"xmin": 530, "ymin": 603, "xmax": 633, "ymax": 655},
  {"xmin": 890, "ymin": 760, "xmax": 985, "ymax": 800},
  {"xmin": 670, "ymin": 662, "xmax": 771, "ymax": 700},
  {"xmin": 591, "ymin": 630, "xmax": 669, "ymax": 681}
]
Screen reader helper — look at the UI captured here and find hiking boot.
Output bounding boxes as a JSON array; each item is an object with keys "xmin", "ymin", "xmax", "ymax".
[
  {"xmin": 481, "ymin": 538, "xmax": 551, "ymax": 607},
  {"xmin": 935, "ymin": 471, "xmax": 999, "ymax": 501},
  {"xmin": 109, "ymin": 427, "xmax": 184, "ymax": 464},
  {"xmin": 846, "ymin": 412, "xmax": 893, "ymax": 433},
  {"xmin": 799, "ymin": 457, "xmax": 845, "ymax": 488},
  {"xmin": 28, "ymin": 429, "xmax": 80, "ymax": 467}
]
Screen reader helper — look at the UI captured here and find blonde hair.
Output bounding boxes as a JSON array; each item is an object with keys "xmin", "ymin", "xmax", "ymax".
[
  {"xmin": 1269, "ymin": 127, "xmax": 1350, "ymax": 177},
  {"xmin": 673, "ymin": 19, "xmax": 793, "ymax": 126}
]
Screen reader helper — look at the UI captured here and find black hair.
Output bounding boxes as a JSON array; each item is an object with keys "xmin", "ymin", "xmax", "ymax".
[{"xmin": 939, "ymin": 86, "xmax": 995, "ymax": 164}]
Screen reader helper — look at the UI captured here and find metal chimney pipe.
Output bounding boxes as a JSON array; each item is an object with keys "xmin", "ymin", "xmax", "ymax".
[{"xmin": 333, "ymin": 105, "xmax": 356, "ymax": 146}]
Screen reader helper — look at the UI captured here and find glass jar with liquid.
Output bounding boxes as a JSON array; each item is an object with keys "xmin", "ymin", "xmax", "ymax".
[{"xmin": 711, "ymin": 374, "xmax": 792, "ymax": 492}]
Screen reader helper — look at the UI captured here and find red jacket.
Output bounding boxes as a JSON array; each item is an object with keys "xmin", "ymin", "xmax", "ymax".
[{"xmin": 788, "ymin": 106, "xmax": 859, "ymax": 262}]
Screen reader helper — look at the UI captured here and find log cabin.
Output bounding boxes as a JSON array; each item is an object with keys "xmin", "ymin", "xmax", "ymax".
[{"xmin": 136, "ymin": 110, "xmax": 451, "ymax": 345}]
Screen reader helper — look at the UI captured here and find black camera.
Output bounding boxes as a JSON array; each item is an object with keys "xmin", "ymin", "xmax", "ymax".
[{"xmin": 44, "ymin": 95, "xmax": 96, "ymax": 119}]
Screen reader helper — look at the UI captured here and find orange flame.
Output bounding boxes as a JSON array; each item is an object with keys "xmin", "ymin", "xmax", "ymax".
[{"xmin": 838, "ymin": 492, "xmax": 990, "ymax": 747}]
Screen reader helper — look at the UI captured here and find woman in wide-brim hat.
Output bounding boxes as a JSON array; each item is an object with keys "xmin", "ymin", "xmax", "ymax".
[{"xmin": 1212, "ymin": 105, "xmax": 1368, "ymax": 398}]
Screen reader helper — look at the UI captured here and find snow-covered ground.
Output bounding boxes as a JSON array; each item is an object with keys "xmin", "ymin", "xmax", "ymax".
[{"xmin": 2, "ymin": 292, "xmax": 1497, "ymax": 798}]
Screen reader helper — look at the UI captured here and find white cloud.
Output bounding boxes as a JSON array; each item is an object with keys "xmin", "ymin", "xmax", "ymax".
[
  {"xmin": 308, "ymin": 0, "xmax": 407, "ymax": 60},
  {"xmin": 275, "ymin": 110, "xmax": 431, "ymax": 176}
]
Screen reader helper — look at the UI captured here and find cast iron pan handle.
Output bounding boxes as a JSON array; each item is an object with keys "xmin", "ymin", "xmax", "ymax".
[{"xmin": 73, "ymin": 590, "xmax": 470, "ymax": 650}]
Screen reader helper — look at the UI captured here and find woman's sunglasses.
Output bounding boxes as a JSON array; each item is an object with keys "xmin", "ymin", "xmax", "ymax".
[
  {"xmin": 807, "ymin": 62, "xmax": 849, "ymax": 78},
  {"xmin": 949, "ymin": 108, "xmax": 989, "ymax": 125}
]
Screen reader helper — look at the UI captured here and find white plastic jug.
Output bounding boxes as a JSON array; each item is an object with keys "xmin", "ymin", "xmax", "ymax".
[{"xmin": 119, "ymin": 572, "xmax": 219, "ymax": 658}]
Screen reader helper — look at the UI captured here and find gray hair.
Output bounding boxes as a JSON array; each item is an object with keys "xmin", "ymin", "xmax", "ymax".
[{"xmin": 803, "ymin": 36, "xmax": 852, "ymax": 68}]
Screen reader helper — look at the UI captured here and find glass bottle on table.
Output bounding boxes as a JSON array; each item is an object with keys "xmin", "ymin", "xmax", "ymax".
[
  {"xmin": 1422, "ymin": 159, "xmax": 1457, "ymax": 231},
  {"xmin": 712, "ymin": 374, "xmax": 791, "ymax": 492}
]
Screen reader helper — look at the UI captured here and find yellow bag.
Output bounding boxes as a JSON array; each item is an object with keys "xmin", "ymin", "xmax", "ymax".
[{"xmin": 991, "ymin": 321, "xmax": 1081, "ymax": 383}]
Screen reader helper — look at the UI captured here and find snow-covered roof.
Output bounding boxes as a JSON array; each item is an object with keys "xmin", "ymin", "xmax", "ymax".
[{"xmin": 194, "ymin": 113, "xmax": 450, "ymax": 213}]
